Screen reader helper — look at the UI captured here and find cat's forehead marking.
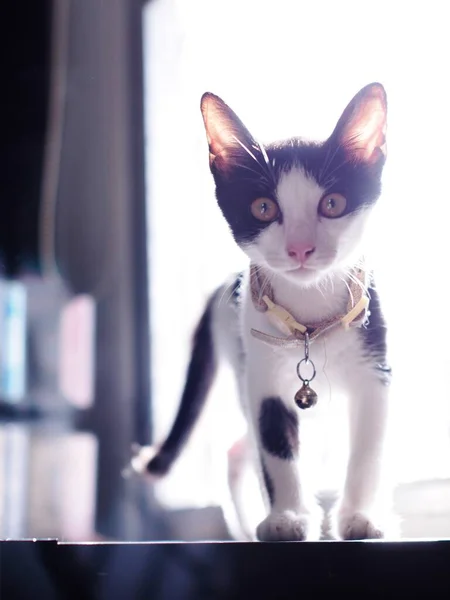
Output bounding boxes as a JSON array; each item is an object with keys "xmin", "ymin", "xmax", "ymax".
[{"xmin": 276, "ymin": 167, "xmax": 325, "ymax": 218}]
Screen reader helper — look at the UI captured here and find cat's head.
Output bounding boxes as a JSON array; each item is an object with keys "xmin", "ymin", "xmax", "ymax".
[{"xmin": 200, "ymin": 83, "xmax": 387, "ymax": 287}]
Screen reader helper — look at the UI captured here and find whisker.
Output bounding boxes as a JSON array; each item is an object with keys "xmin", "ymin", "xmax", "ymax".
[
  {"xmin": 318, "ymin": 142, "xmax": 338, "ymax": 184},
  {"xmin": 325, "ymin": 272, "xmax": 335, "ymax": 295},
  {"xmin": 217, "ymin": 280, "xmax": 238, "ymax": 307},
  {"xmin": 259, "ymin": 271, "xmax": 274, "ymax": 302},
  {"xmin": 341, "ymin": 276, "xmax": 354, "ymax": 307},
  {"xmin": 256, "ymin": 140, "xmax": 277, "ymax": 186},
  {"xmin": 231, "ymin": 136, "xmax": 274, "ymax": 185},
  {"xmin": 317, "ymin": 144, "xmax": 331, "ymax": 183},
  {"xmin": 345, "ymin": 269, "xmax": 367, "ymax": 298},
  {"xmin": 322, "ymin": 156, "xmax": 352, "ymax": 188},
  {"xmin": 320, "ymin": 144, "xmax": 342, "ymax": 185},
  {"xmin": 231, "ymin": 135, "xmax": 260, "ymax": 161},
  {"xmin": 231, "ymin": 162, "xmax": 271, "ymax": 184}
]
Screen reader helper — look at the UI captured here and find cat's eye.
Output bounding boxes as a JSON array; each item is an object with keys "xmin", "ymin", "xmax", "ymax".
[
  {"xmin": 318, "ymin": 193, "xmax": 347, "ymax": 218},
  {"xmin": 250, "ymin": 197, "xmax": 279, "ymax": 222}
]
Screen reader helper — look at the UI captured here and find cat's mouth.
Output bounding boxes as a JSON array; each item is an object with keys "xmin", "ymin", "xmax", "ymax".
[
  {"xmin": 287, "ymin": 265, "xmax": 315, "ymax": 273},
  {"xmin": 283, "ymin": 264, "xmax": 322, "ymax": 284},
  {"xmin": 261, "ymin": 256, "xmax": 332, "ymax": 283},
  {"xmin": 286, "ymin": 264, "xmax": 319, "ymax": 276},
  {"xmin": 282, "ymin": 261, "xmax": 339, "ymax": 286}
]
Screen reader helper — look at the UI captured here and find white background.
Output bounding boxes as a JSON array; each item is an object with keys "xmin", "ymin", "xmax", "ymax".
[{"xmin": 144, "ymin": 0, "xmax": 450, "ymax": 508}]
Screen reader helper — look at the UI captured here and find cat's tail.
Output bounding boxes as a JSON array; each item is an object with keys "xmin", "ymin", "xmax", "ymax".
[{"xmin": 129, "ymin": 292, "xmax": 218, "ymax": 479}]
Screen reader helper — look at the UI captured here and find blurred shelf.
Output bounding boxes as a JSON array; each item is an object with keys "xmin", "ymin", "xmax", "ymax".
[
  {"xmin": 2, "ymin": 539, "xmax": 450, "ymax": 598},
  {"xmin": 0, "ymin": 402, "xmax": 43, "ymax": 421}
]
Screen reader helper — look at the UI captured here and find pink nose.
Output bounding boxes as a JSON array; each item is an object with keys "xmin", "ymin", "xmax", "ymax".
[{"xmin": 287, "ymin": 242, "xmax": 316, "ymax": 264}]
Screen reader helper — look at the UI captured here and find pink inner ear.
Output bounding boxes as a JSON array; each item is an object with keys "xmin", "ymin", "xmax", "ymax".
[
  {"xmin": 208, "ymin": 132, "xmax": 239, "ymax": 174},
  {"xmin": 342, "ymin": 90, "xmax": 387, "ymax": 164},
  {"xmin": 202, "ymin": 97, "xmax": 239, "ymax": 169},
  {"xmin": 207, "ymin": 120, "xmax": 236, "ymax": 159},
  {"xmin": 201, "ymin": 93, "xmax": 256, "ymax": 174}
]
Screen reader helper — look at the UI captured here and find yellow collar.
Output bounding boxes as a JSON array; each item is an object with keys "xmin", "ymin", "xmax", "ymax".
[{"xmin": 249, "ymin": 264, "xmax": 370, "ymax": 346}]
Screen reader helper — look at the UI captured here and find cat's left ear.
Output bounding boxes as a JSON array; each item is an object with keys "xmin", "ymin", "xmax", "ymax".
[
  {"xmin": 331, "ymin": 83, "xmax": 387, "ymax": 165},
  {"xmin": 200, "ymin": 92, "xmax": 258, "ymax": 175}
]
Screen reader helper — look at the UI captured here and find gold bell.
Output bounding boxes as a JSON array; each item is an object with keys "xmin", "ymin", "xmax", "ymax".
[{"xmin": 294, "ymin": 380, "xmax": 318, "ymax": 409}]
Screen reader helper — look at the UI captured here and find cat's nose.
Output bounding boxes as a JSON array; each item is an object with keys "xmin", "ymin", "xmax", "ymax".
[{"xmin": 287, "ymin": 242, "xmax": 316, "ymax": 264}]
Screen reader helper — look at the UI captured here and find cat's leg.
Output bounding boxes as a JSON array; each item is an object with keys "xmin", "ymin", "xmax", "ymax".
[
  {"xmin": 224, "ymin": 434, "xmax": 266, "ymax": 540},
  {"xmin": 337, "ymin": 374, "xmax": 391, "ymax": 540},
  {"xmin": 247, "ymin": 382, "xmax": 321, "ymax": 541}
]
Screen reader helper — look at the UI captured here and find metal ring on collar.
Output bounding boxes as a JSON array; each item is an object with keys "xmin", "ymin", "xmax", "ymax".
[{"xmin": 296, "ymin": 357, "xmax": 316, "ymax": 382}]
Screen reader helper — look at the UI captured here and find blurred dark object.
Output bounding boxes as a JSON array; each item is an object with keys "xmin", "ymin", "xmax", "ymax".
[
  {"xmin": 1, "ymin": 1, "xmax": 51, "ymax": 277},
  {"xmin": 0, "ymin": 0, "xmax": 152, "ymax": 540},
  {"xmin": 2, "ymin": 540, "xmax": 450, "ymax": 599}
]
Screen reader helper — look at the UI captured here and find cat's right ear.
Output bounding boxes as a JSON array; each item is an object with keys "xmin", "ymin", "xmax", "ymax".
[{"xmin": 200, "ymin": 93, "xmax": 257, "ymax": 175}]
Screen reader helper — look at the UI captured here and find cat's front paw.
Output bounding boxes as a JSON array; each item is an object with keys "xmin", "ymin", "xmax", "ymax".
[
  {"xmin": 338, "ymin": 510, "xmax": 384, "ymax": 541},
  {"xmin": 256, "ymin": 510, "xmax": 316, "ymax": 542}
]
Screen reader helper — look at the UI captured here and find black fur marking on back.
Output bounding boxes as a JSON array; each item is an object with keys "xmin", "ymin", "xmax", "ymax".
[
  {"xmin": 261, "ymin": 458, "xmax": 275, "ymax": 505},
  {"xmin": 259, "ymin": 397, "xmax": 299, "ymax": 460},
  {"xmin": 359, "ymin": 277, "xmax": 392, "ymax": 385},
  {"xmin": 230, "ymin": 271, "xmax": 244, "ymax": 308},
  {"xmin": 146, "ymin": 294, "xmax": 218, "ymax": 476}
]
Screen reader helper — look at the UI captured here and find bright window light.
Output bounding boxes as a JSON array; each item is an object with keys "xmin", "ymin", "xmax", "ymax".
[{"xmin": 144, "ymin": 0, "xmax": 450, "ymax": 509}]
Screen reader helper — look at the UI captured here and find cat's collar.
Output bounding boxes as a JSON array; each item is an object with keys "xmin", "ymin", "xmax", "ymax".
[{"xmin": 249, "ymin": 263, "xmax": 370, "ymax": 348}]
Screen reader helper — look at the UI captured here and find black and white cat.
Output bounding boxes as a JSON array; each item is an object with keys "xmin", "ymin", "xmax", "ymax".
[{"xmin": 132, "ymin": 83, "xmax": 394, "ymax": 541}]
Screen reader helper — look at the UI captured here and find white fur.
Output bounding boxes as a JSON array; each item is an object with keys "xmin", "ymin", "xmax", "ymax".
[
  {"xmin": 243, "ymin": 168, "xmax": 373, "ymax": 288},
  {"xmin": 214, "ymin": 167, "xmax": 393, "ymax": 541},
  {"xmin": 133, "ymin": 166, "xmax": 394, "ymax": 540}
]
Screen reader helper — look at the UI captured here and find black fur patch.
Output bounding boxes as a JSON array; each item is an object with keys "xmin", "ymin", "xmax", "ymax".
[
  {"xmin": 375, "ymin": 364, "xmax": 392, "ymax": 386},
  {"xmin": 213, "ymin": 154, "xmax": 277, "ymax": 244},
  {"xmin": 206, "ymin": 87, "xmax": 386, "ymax": 246},
  {"xmin": 259, "ymin": 397, "xmax": 298, "ymax": 460},
  {"xmin": 211, "ymin": 137, "xmax": 384, "ymax": 245},
  {"xmin": 267, "ymin": 138, "xmax": 383, "ymax": 216},
  {"xmin": 230, "ymin": 272, "xmax": 244, "ymax": 307},
  {"xmin": 359, "ymin": 278, "xmax": 392, "ymax": 385},
  {"xmin": 261, "ymin": 458, "xmax": 275, "ymax": 505}
]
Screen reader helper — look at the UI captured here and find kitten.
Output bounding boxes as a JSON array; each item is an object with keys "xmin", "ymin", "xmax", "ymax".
[{"xmin": 132, "ymin": 83, "xmax": 393, "ymax": 541}]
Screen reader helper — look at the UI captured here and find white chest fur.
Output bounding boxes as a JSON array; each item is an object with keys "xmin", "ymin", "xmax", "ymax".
[
  {"xmin": 239, "ymin": 268, "xmax": 385, "ymax": 507},
  {"xmin": 240, "ymin": 269, "xmax": 370, "ymax": 414}
]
